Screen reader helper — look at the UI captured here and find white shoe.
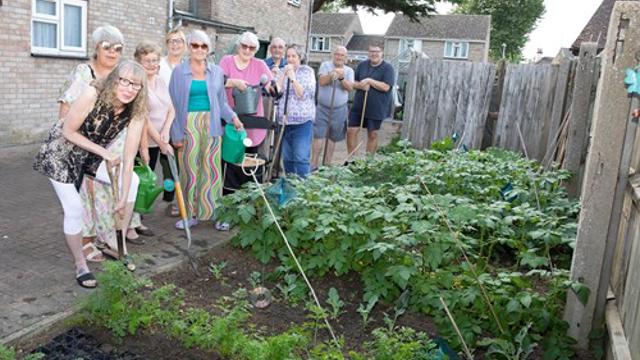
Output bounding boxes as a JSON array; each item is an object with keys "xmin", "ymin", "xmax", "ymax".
[{"xmin": 176, "ymin": 218, "xmax": 198, "ymax": 230}]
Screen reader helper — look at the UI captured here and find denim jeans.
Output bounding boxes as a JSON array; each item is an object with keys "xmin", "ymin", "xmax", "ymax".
[{"xmin": 282, "ymin": 120, "xmax": 313, "ymax": 177}]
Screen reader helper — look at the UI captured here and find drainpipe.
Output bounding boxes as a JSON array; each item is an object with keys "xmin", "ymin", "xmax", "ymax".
[
  {"xmin": 305, "ymin": 0, "xmax": 314, "ymax": 61},
  {"xmin": 168, "ymin": 0, "xmax": 174, "ymax": 31}
]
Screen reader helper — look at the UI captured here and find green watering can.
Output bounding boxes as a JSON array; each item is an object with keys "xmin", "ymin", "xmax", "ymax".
[
  {"xmin": 133, "ymin": 160, "xmax": 164, "ymax": 214},
  {"xmin": 222, "ymin": 124, "xmax": 251, "ymax": 164}
]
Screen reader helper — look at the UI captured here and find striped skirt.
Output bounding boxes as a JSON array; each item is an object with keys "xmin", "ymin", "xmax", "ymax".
[{"xmin": 180, "ymin": 111, "xmax": 223, "ymax": 221}]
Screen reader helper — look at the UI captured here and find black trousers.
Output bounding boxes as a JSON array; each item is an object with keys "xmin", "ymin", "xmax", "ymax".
[{"xmin": 147, "ymin": 147, "xmax": 175, "ymax": 202}]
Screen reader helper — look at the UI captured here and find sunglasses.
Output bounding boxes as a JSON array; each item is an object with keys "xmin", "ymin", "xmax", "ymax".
[
  {"xmin": 99, "ymin": 41, "xmax": 123, "ymax": 53},
  {"xmin": 241, "ymin": 43, "xmax": 257, "ymax": 51},
  {"xmin": 118, "ymin": 77, "xmax": 143, "ymax": 91},
  {"xmin": 190, "ymin": 43, "xmax": 209, "ymax": 50}
]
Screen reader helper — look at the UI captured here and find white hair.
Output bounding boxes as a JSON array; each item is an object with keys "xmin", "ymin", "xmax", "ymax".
[
  {"xmin": 270, "ymin": 37, "xmax": 286, "ymax": 47},
  {"xmin": 236, "ymin": 31, "xmax": 259, "ymax": 49},
  {"xmin": 92, "ymin": 25, "xmax": 124, "ymax": 47},
  {"xmin": 188, "ymin": 30, "xmax": 212, "ymax": 49}
]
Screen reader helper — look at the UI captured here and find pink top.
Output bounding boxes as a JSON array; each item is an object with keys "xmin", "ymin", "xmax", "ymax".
[
  {"xmin": 219, "ymin": 55, "xmax": 272, "ymax": 117},
  {"xmin": 147, "ymin": 77, "xmax": 172, "ymax": 147}
]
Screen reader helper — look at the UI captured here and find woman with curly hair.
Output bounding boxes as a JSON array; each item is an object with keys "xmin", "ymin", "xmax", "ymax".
[{"xmin": 34, "ymin": 61, "xmax": 148, "ymax": 288}]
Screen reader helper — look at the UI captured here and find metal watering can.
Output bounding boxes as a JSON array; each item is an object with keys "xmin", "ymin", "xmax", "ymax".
[
  {"xmin": 133, "ymin": 161, "xmax": 163, "ymax": 214},
  {"xmin": 232, "ymin": 86, "xmax": 260, "ymax": 115}
]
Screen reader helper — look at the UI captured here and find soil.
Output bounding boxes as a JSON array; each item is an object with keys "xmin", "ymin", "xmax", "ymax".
[{"xmin": 30, "ymin": 242, "xmax": 596, "ymax": 359}]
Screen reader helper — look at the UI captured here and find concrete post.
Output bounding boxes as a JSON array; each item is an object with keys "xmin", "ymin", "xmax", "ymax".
[
  {"xmin": 564, "ymin": 1, "xmax": 640, "ymax": 348},
  {"xmin": 563, "ymin": 42, "xmax": 599, "ymax": 198}
]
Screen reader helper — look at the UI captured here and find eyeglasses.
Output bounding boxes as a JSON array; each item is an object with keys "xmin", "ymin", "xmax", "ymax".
[
  {"xmin": 168, "ymin": 38, "xmax": 184, "ymax": 45},
  {"xmin": 241, "ymin": 43, "xmax": 257, "ymax": 51},
  {"xmin": 190, "ymin": 43, "xmax": 209, "ymax": 51},
  {"xmin": 118, "ymin": 77, "xmax": 143, "ymax": 91},
  {"xmin": 271, "ymin": 45, "xmax": 284, "ymax": 49},
  {"xmin": 99, "ymin": 41, "xmax": 124, "ymax": 53},
  {"xmin": 141, "ymin": 58, "xmax": 160, "ymax": 66}
]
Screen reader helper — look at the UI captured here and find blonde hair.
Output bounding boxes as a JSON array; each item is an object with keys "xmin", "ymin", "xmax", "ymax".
[
  {"xmin": 134, "ymin": 40, "xmax": 162, "ymax": 61},
  {"xmin": 95, "ymin": 61, "xmax": 148, "ymax": 122},
  {"xmin": 165, "ymin": 27, "xmax": 186, "ymax": 44}
]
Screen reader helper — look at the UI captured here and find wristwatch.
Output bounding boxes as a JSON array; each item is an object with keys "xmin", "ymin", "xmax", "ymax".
[{"xmin": 338, "ymin": 77, "xmax": 345, "ymax": 81}]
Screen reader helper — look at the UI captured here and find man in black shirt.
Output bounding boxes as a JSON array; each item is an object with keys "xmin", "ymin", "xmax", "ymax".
[{"xmin": 347, "ymin": 43, "xmax": 395, "ymax": 155}]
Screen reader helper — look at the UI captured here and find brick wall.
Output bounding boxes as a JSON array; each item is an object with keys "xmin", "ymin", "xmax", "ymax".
[
  {"xmin": 308, "ymin": 35, "xmax": 342, "ymax": 66},
  {"xmin": 0, "ymin": 0, "xmax": 167, "ymax": 146},
  {"xmin": 385, "ymin": 38, "xmax": 488, "ymax": 63},
  {"xmin": 212, "ymin": 0, "xmax": 310, "ymax": 54}
]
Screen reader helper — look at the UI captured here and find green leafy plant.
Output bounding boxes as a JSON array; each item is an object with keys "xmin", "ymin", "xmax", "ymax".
[
  {"xmin": 208, "ymin": 260, "xmax": 228, "ymax": 281},
  {"xmin": 218, "ymin": 141, "xmax": 581, "ymax": 357},
  {"xmin": 478, "ymin": 323, "xmax": 537, "ymax": 359},
  {"xmin": 276, "ymin": 273, "xmax": 298, "ymax": 302},
  {"xmin": 357, "ymin": 296, "xmax": 378, "ymax": 329},
  {"xmin": 0, "ymin": 345, "xmax": 44, "ymax": 360},
  {"xmin": 326, "ymin": 287, "xmax": 345, "ymax": 320},
  {"xmin": 248, "ymin": 271, "xmax": 262, "ymax": 289}
]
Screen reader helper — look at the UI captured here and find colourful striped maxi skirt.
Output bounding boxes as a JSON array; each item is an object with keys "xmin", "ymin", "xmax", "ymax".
[{"xmin": 179, "ymin": 111, "xmax": 223, "ymax": 221}]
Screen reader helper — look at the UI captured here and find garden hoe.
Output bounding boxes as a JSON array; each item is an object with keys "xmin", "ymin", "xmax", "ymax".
[
  {"xmin": 267, "ymin": 78, "xmax": 290, "ymax": 182},
  {"xmin": 167, "ymin": 153, "xmax": 199, "ymax": 275},
  {"xmin": 321, "ymin": 78, "xmax": 337, "ymax": 166},
  {"xmin": 106, "ymin": 162, "xmax": 135, "ymax": 272},
  {"xmin": 344, "ymin": 89, "xmax": 369, "ymax": 164}
]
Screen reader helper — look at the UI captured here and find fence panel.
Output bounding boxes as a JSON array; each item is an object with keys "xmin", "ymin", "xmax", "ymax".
[{"xmin": 402, "ymin": 58, "xmax": 495, "ymax": 149}]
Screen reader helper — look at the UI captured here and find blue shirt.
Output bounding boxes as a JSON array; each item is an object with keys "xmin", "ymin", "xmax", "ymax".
[
  {"xmin": 352, "ymin": 60, "xmax": 395, "ymax": 120},
  {"xmin": 264, "ymin": 57, "xmax": 287, "ymax": 70},
  {"xmin": 169, "ymin": 61, "xmax": 236, "ymax": 141}
]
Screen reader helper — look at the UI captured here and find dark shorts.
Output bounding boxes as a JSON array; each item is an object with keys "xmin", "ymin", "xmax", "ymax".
[
  {"xmin": 313, "ymin": 103, "xmax": 348, "ymax": 141},
  {"xmin": 348, "ymin": 110, "xmax": 383, "ymax": 131}
]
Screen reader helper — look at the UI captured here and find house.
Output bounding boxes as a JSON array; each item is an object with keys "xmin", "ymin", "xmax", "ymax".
[
  {"xmin": 570, "ymin": 0, "xmax": 638, "ymax": 55},
  {"xmin": 0, "ymin": 0, "xmax": 312, "ymax": 145},
  {"xmin": 385, "ymin": 14, "xmax": 491, "ymax": 63},
  {"xmin": 308, "ymin": 12, "xmax": 362, "ymax": 67},
  {"xmin": 345, "ymin": 34, "xmax": 385, "ymax": 62}
]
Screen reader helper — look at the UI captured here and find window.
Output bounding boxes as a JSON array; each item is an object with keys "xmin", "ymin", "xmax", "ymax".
[
  {"xmin": 31, "ymin": 0, "xmax": 87, "ymax": 57},
  {"xmin": 310, "ymin": 36, "xmax": 330, "ymax": 52},
  {"xmin": 444, "ymin": 41, "xmax": 469, "ymax": 59},
  {"xmin": 288, "ymin": 0, "xmax": 301, "ymax": 6},
  {"xmin": 399, "ymin": 38, "xmax": 420, "ymax": 62}
]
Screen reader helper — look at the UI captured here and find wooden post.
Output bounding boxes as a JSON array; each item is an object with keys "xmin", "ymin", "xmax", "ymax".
[
  {"xmin": 563, "ymin": 42, "xmax": 599, "ymax": 198},
  {"xmin": 482, "ymin": 59, "xmax": 506, "ymax": 149},
  {"xmin": 564, "ymin": 1, "xmax": 640, "ymax": 348},
  {"xmin": 545, "ymin": 49, "xmax": 575, "ymax": 158},
  {"xmin": 401, "ymin": 52, "xmax": 420, "ymax": 141}
]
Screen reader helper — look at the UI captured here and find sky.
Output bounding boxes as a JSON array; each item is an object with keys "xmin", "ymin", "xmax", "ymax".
[{"xmin": 351, "ymin": 0, "xmax": 603, "ymax": 60}]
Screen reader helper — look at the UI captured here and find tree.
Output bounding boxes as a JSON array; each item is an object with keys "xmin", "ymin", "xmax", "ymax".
[
  {"xmin": 319, "ymin": 0, "xmax": 347, "ymax": 12},
  {"xmin": 313, "ymin": 0, "xmax": 463, "ymax": 20},
  {"xmin": 455, "ymin": 0, "xmax": 545, "ymax": 60}
]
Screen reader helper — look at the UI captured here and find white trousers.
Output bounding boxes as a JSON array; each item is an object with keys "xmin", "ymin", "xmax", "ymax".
[{"xmin": 50, "ymin": 161, "xmax": 139, "ymax": 235}]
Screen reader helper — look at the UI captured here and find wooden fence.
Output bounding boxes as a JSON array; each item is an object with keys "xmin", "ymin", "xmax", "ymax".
[
  {"xmin": 401, "ymin": 58, "xmax": 495, "ymax": 149},
  {"xmin": 402, "ymin": 44, "xmax": 599, "ymax": 196}
]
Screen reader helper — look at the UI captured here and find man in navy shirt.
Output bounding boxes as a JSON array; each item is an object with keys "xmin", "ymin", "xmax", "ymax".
[
  {"xmin": 264, "ymin": 37, "xmax": 287, "ymax": 77},
  {"xmin": 347, "ymin": 42, "xmax": 395, "ymax": 155}
]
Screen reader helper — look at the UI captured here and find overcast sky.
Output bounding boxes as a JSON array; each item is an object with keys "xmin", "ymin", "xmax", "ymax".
[{"xmin": 353, "ymin": 0, "xmax": 603, "ymax": 60}]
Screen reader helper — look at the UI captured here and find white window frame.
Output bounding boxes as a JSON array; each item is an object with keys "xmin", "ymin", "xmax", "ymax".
[
  {"xmin": 444, "ymin": 41, "xmax": 469, "ymax": 59},
  {"xmin": 287, "ymin": 0, "xmax": 301, "ymax": 7},
  {"xmin": 310, "ymin": 36, "xmax": 330, "ymax": 52},
  {"xmin": 31, "ymin": 0, "xmax": 87, "ymax": 57},
  {"xmin": 399, "ymin": 38, "xmax": 418, "ymax": 63}
]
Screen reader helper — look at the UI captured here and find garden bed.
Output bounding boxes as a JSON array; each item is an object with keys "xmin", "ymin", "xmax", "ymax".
[{"xmin": 5, "ymin": 140, "xmax": 598, "ymax": 359}]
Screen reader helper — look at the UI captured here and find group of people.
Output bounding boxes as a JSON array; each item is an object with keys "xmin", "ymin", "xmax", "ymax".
[{"xmin": 33, "ymin": 24, "xmax": 395, "ymax": 289}]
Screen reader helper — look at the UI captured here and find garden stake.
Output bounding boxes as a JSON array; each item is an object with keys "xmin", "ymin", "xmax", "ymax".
[
  {"xmin": 242, "ymin": 159, "xmax": 340, "ymax": 348},
  {"xmin": 167, "ymin": 153, "xmax": 199, "ymax": 275},
  {"xmin": 419, "ymin": 178, "xmax": 505, "ymax": 335},
  {"xmin": 267, "ymin": 78, "xmax": 291, "ymax": 181},
  {"xmin": 321, "ymin": 79, "xmax": 337, "ymax": 166},
  {"xmin": 439, "ymin": 296, "xmax": 474, "ymax": 360},
  {"xmin": 106, "ymin": 162, "xmax": 135, "ymax": 272}
]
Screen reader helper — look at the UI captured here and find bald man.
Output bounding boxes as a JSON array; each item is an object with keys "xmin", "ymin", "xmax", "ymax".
[
  {"xmin": 311, "ymin": 46, "xmax": 354, "ymax": 168},
  {"xmin": 264, "ymin": 37, "xmax": 287, "ymax": 77}
]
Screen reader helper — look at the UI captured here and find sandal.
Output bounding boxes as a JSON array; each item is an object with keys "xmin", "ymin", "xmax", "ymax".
[
  {"xmin": 76, "ymin": 272, "xmax": 97, "ymax": 289},
  {"xmin": 126, "ymin": 236, "xmax": 146, "ymax": 245},
  {"xmin": 167, "ymin": 203, "xmax": 180, "ymax": 217},
  {"xmin": 83, "ymin": 241, "xmax": 105, "ymax": 263},
  {"xmin": 135, "ymin": 226, "xmax": 155, "ymax": 237},
  {"xmin": 215, "ymin": 221, "xmax": 230, "ymax": 231}
]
